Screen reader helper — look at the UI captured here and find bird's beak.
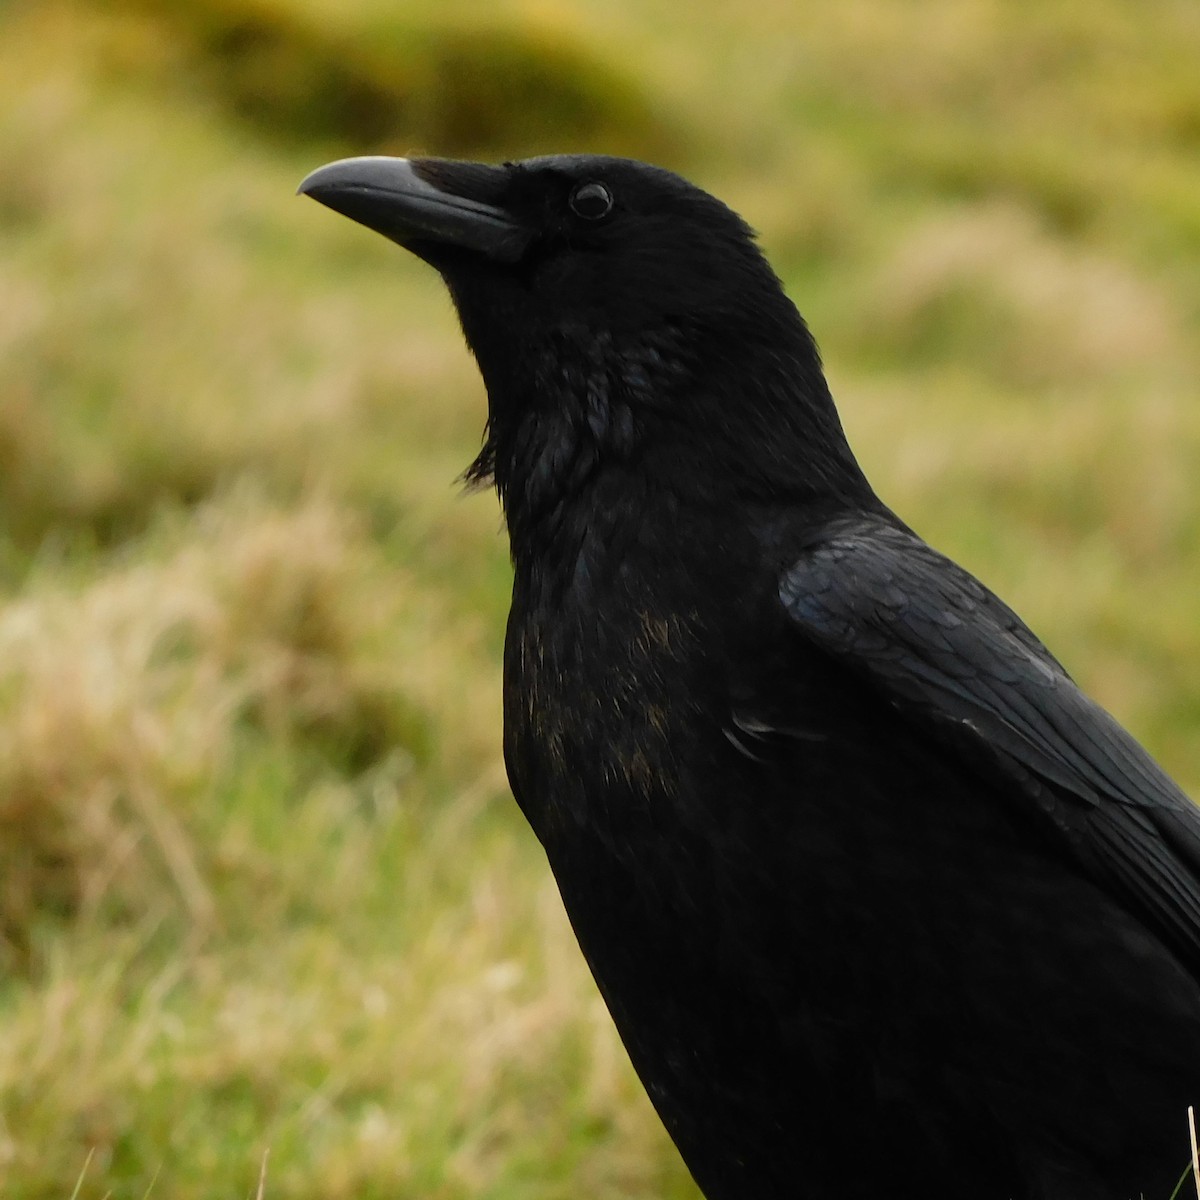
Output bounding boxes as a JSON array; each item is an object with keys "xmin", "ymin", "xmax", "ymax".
[{"xmin": 298, "ymin": 156, "xmax": 532, "ymax": 264}]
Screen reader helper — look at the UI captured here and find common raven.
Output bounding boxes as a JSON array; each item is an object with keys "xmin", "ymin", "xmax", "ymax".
[{"xmin": 300, "ymin": 154, "xmax": 1200, "ymax": 1200}]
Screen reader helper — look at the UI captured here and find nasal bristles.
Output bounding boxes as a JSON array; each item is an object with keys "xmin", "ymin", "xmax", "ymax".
[{"xmin": 410, "ymin": 158, "xmax": 510, "ymax": 204}]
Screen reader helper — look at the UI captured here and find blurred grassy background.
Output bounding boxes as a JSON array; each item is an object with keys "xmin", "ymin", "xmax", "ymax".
[{"xmin": 1, "ymin": 0, "xmax": 1198, "ymax": 1195}]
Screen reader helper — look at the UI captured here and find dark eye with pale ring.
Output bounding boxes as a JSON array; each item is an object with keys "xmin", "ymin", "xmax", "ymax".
[{"xmin": 569, "ymin": 181, "xmax": 614, "ymax": 221}]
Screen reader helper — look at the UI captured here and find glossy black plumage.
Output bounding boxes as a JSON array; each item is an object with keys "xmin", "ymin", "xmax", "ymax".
[{"xmin": 300, "ymin": 154, "xmax": 1200, "ymax": 1200}]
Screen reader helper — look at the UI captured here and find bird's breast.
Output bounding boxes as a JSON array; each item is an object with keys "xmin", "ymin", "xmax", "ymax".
[{"xmin": 501, "ymin": 571, "xmax": 721, "ymax": 851}]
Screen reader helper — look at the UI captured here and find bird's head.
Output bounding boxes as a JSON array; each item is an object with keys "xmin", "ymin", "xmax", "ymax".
[{"xmin": 299, "ymin": 154, "xmax": 867, "ymax": 515}]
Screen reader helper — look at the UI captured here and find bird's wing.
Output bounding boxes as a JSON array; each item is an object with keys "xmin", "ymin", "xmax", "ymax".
[{"xmin": 778, "ymin": 517, "xmax": 1200, "ymax": 968}]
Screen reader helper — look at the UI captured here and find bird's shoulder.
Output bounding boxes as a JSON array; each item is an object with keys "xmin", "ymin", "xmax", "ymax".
[{"xmin": 782, "ymin": 515, "xmax": 1061, "ymax": 677}]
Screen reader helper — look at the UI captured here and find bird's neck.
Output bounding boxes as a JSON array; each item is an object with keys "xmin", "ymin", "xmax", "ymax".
[{"xmin": 467, "ymin": 320, "xmax": 875, "ymax": 571}]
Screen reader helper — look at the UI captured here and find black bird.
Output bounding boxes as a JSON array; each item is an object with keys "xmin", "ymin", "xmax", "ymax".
[{"xmin": 299, "ymin": 154, "xmax": 1200, "ymax": 1200}]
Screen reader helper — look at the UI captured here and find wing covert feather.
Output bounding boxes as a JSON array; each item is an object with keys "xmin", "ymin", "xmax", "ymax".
[{"xmin": 779, "ymin": 518, "xmax": 1200, "ymax": 968}]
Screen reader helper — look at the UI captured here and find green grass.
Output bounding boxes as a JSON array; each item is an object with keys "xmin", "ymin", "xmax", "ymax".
[{"xmin": 0, "ymin": 0, "xmax": 1198, "ymax": 1195}]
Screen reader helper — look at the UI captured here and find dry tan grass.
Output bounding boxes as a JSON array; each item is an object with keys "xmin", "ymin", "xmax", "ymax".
[
  {"xmin": 866, "ymin": 200, "xmax": 1182, "ymax": 382},
  {"xmin": 0, "ymin": 492, "xmax": 495, "ymax": 966}
]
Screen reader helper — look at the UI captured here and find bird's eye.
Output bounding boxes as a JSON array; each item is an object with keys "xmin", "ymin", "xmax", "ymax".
[{"xmin": 569, "ymin": 181, "xmax": 614, "ymax": 221}]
